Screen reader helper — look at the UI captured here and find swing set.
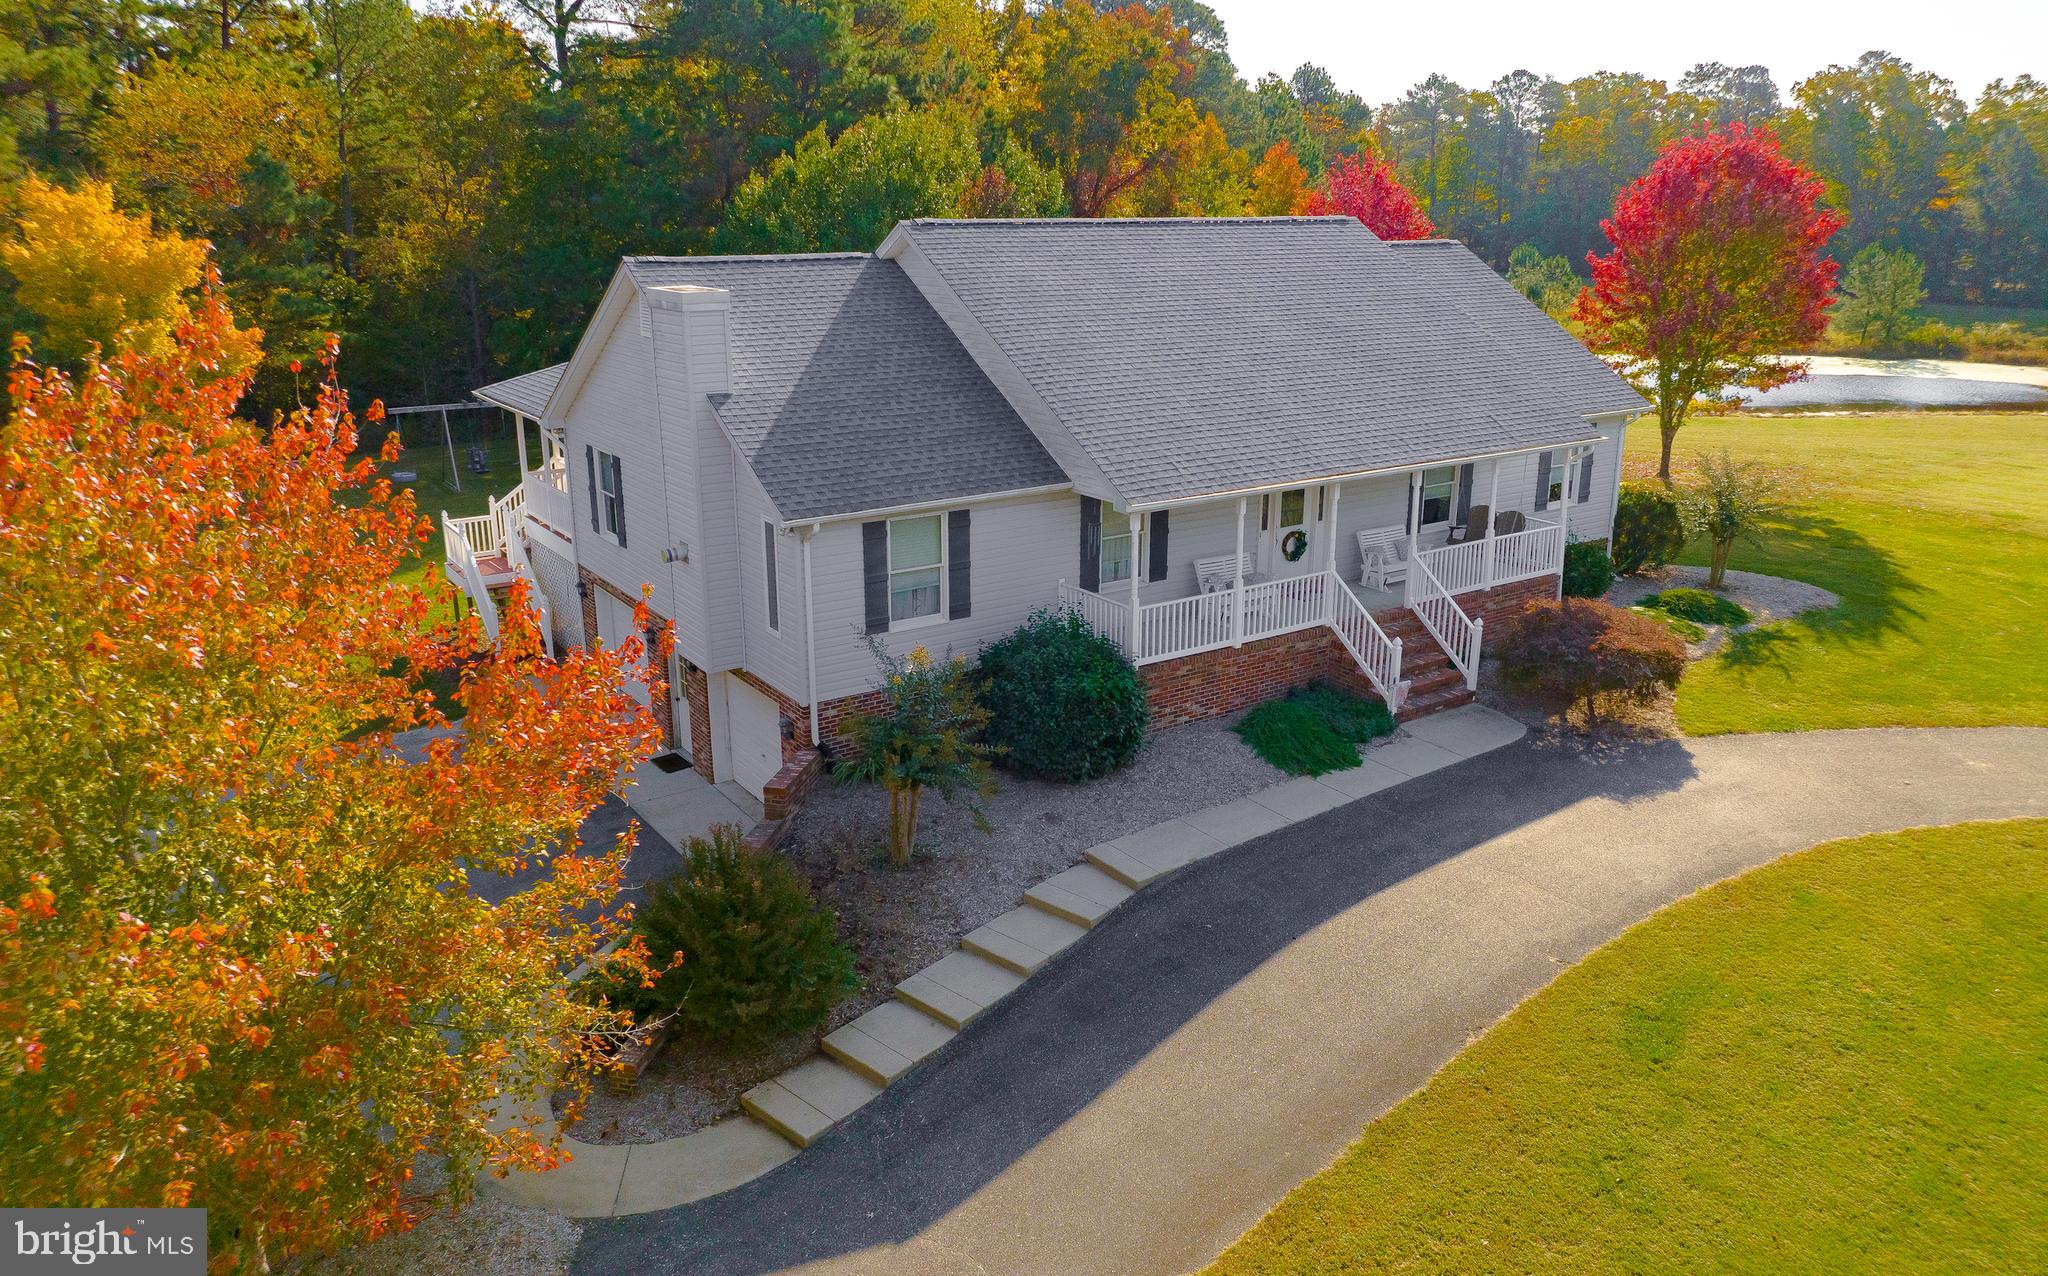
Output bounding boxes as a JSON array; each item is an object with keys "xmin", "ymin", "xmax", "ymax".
[{"xmin": 379, "ymin": 400, "xmax": 498, "ymax": 492}]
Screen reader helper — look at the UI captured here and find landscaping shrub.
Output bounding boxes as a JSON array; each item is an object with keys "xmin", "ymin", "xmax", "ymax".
[
  {"xmin": 1630, "ymin": 605, "xmax": 1706, "ymax": 644},
  {"xmin": 1638, "ymin": 587, "xmax": 1749, "ymax": 627},
  {"xmin": 979, "ymin": 606, "xmax": 1148, "ymax": 783},
  {"xmin": 1561, "ymin": 539, "xmax": 1615, "ymax": 598},
  {"xmin": 1236, "ymin": 682, "xmax": 1396, "ymax": 776},
  {"xmin": 1680, "ymin": 451, "xmax": 1783, "ymax": 587},
  {"xmin": 623, "ymin": 825, "xmax": 858, "ymax": 1044},
  {"xmin": 1611, "ymin": 482, "xmax": 1687, "ymax": 575},
  {"xmin": 1494, "ymin": 598, "xmax": 1685, "ymax": 727}
]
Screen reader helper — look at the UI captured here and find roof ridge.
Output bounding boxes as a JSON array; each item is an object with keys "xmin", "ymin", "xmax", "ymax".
[
  {"xmin": 1385, "ymin": 238, "xmax": 1467, "ymax": 247},
  {"xmin": 625, "ymin": 252, "xmax": 873, "ymax": 265},
  {"xmin": 906, "ymin": 216, "xmax": 1357, "ymax": 228}
]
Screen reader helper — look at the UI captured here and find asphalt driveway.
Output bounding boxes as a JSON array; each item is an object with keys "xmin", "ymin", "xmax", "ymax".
[{"xmin": 572, "ymin": 726, "xmax": 2048, "ymax": 1276}]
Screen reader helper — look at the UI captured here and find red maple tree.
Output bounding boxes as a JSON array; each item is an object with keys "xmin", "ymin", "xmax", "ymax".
[
  {"xmin": 1303, "ymin": 152, "xmax": 1435, "ymax": 240},
  {"xmin": 1575, "ymin": 124, "xmax": 1846, "ymax": 483}
]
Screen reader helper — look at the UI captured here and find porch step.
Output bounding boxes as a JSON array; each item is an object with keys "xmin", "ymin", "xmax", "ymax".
[
  {"xmin": 1405, "ymin": 666, "xmax": 1465, "ymax": 698},
  {"xmin": 1398, "ymin": 684, "xmax": 1475, "ymax": 722}
]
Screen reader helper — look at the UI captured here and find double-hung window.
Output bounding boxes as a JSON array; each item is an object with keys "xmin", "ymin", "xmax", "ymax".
[
  {"xmin": 1419, "ymin": 465, "xmax": 1457, "ymax": 526},
  {"xmin": 888, "ymin": 513, "xmax": 945, "ymax": 624},
  {"xmin": 1099, "ymin": 517, "xmax": 1144, "ymax": 586},
  {"xmin": 762, "ymin": 520, "xmax": 781, "ymax": 631},
  {"xmin": 596, "ymin": 449, "xmax": 625, "ymax": 542},
  {"xmin": 1544, "ymin": 452, "xmax": 1566, "ymax": 507}
]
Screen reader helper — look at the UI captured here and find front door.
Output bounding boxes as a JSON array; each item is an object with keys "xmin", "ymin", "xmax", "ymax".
[
  {"xmin": 1262, "ymin": 486, "xmax": 1326, "ymax": 577},
  {"xmin": 668, "ymin": 648, "xmax": 692, "ymax": 760}
]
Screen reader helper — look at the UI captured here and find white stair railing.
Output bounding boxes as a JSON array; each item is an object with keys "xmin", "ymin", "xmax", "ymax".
[
  {"xmin": 442, "ymin": 510, "xmax": 500, "ymax": 644},
  {"xmin": 1408, "ymin": 556, "xmax": 1482, "ymax": 692},
  {"xmin": 1327, "ymin": 570, "xmax": 1407, "ymax": 711},
  {"xmin": 500, "ymin": 526, "xmax": 554, "ymax": 660}
]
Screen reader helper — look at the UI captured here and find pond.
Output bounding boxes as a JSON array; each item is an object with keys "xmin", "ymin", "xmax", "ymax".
[{"xmin": 1733, "ymin": 356, "xmax": 2048, "ymax": 409}]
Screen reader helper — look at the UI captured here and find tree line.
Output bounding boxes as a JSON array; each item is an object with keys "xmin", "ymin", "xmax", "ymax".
[{"xmin": 4, "ymin": 1, "xmax": 2043, "ymax": 416}]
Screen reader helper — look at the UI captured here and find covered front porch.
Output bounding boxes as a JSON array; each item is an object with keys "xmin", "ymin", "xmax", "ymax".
[{"xmin": 1055, "ymin": 441, "xmax": 1599, "ymax": 712}]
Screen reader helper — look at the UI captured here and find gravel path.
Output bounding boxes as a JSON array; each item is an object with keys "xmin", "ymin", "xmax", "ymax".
[{"xmin": 1607, "ymin": 565, "xmax": 1840, "ymax": 627}]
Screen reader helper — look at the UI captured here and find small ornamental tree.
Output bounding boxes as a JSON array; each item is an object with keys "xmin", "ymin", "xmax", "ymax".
[
  {"xmin": 0, "ymin": 283, "xmax": 661, "ymax": 1269},
  {"xmin": 1304, "ymin": 151, "xmax": 1436, "ymax": 240},
  {"xmin": 833, "ymin": 642, "xmax": 997, "ymax": 866},
  {"xmin": 1575, "ymin": 125, "xmax": 1845, "ymax": 484},
  {"xmin": 1681, "ymin": 450, "xmax": 1784, "ymax": 587},
  {"xmin": 1494, "ymin": 598, "xmax": 1686, "ymax": 727}
]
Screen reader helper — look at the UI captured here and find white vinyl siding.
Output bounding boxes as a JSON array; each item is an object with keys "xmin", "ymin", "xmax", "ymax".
[{"xmin": 811, "ymin": 490, "xmax": 1073, "ymax": 701}]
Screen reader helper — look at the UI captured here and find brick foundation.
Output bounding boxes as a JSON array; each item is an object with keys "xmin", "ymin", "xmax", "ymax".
[
  {"xmin": 1467, "ymin": 573, "xmax": 1561, "ymax": 645},
  {"xmin": 577, "ymin": 566, "xmax": 713, "ymax": 775},
  {"xmin": 1140, "ymin": 625, "xmax": 1377, "ymax": 729}
]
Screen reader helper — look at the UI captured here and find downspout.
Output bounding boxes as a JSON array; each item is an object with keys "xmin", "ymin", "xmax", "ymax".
[{"xmin": 801, "ymin": 522, "xmax": 820, "ymax": 748}]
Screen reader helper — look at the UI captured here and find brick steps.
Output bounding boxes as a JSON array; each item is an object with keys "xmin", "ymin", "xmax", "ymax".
[{"xmin": 1374, "ymin": 609, "xmax": 1473, "ymax": 725}]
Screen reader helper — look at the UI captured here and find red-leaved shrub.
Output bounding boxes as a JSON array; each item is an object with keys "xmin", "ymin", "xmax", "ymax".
[{"xmin": 1494, "ymin": 598, "xmax": 1685, "ymax": 726}]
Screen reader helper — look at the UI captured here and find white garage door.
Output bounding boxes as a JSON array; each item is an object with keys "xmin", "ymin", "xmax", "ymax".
[{"xmin": 725, "ymin": 676, "xmax": 783, "ymax": 801}]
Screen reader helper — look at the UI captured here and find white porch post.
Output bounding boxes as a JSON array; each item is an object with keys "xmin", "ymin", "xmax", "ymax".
[
  {"xmin": 1484, "ymin": 462, "xmax": 1501, "ymax": 589},
  {"xmin": 1405, "ymin": 471, "xmax": 1423, "ymax": 607},
  {"xmin": 1127, "ymin": 510, "xmax": 1144, "ymax": 657},
  {"xmin": 513, "ymin": 412, "xmax": 530, "ymax": 479},
  {"xmin": 1324, "ymin": 483, "xmax": 1342, "ymax": 574},
  {"xmin": 1232, "ymin": 497, "xmax": 1247, "ymax": 648}
]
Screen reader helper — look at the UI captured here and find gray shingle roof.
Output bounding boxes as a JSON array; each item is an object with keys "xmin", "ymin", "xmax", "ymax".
[
  {"xmin": 473, "ymin": 362, "xmax": 565, "ymax": 418},
  {"xmin": 621, "ymin": 255, "xmax": 1065, "ymax": 523},
  {"xmin": 899, "ymin": 217, "xmax": 1646, "ymax": 508}
]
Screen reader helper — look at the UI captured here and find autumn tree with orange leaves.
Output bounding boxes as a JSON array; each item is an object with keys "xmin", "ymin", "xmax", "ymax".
[{"xmin": 0, "ymin": 283, "xmax": 661, "ymax": 1270}]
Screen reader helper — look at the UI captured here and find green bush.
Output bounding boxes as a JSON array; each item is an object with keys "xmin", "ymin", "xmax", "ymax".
[
  {"xmin": 620, "ymin": 825, "xmax": 858, "ymax": 1045},
  {"xmin": 979, "ymin": 606, "xmax": 1148, "ymax": 783},
  {"xmin": 1638, "ymin": 587, "xmax": 1749, "ymax": 627},
  {"xmin": 1562, "ymin": 539, "xmax": 1615, "ymax": 598},
  {"xmin": 1236, "ymin": 682, "xmax": 1396, "ymax": 776},
  {"xmin": 1630, "ymin": 605, "xmax": 1706, "ymax": 643},
  {"xmin": 1611, "ymin": 482, "xmax": 1687, "ymax": 576}
]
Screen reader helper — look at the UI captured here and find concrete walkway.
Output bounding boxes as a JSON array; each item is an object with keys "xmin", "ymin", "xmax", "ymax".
[{"xmin": 571, "ymin": 726, "xmax": 2048, "ymax": 1276}]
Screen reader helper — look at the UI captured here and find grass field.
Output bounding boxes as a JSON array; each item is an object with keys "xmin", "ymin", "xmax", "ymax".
[
  {"xmin": 1920, "ymin": 300, "xmax": 2048, "ymax": 335},
  {"xmin": 1207, "ymin": 820, "xmax": 2048, "ymax": 1274},
  {"xmin": 1623, "ymin": 411, "xmax": 2048, "ymax": 735}
]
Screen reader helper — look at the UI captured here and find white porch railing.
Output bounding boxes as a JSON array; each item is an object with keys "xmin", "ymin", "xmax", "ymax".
[
  {"xmin": 1057, "ymin": 580, "xmax": 1130, "ymax": 652},
  {"xmin": 1057, "ymin": 570, "xmax": 1408, "ymax": 710},
  {"xmin": 1407, "ymin": 556, "xmax": 1482, "ymax": 691},
  {"xmin": 1415, "ymin": 512, "xmax": 1565, "ymax": 597}
]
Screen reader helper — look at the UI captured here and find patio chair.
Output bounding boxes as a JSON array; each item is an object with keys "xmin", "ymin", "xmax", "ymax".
[
  {"xmin": 1493, "ymin": 509, "xmax": 1526, "ymax": 536},
  {"xmin": 1445, "ymin": 504, "xmax": 1490, "ymax": 545}
]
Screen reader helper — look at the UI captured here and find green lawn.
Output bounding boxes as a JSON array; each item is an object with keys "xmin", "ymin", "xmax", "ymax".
[
  {"xmin": 1207, "ymin": 820, "xmax": 2048, "ymax": 1274},
  {"xmin": 1920, "ymin": 300, "xmax": 2048, "ymax": 335},
  {"xmin": 1622, "ymin": 412, "xmax": 2048, "ymax": 734}
]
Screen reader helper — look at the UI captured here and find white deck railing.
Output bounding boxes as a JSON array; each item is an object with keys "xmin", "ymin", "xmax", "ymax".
[
  {"xmin": 1057, "ymin": 570, "xmax": 1408, "ymax": 710},
  {"xmin": 522, "ymin": 465, "xmax": 574, "ymax": 535},
  {"xmin": 1407, "ymin": 556, "xmax": 1482, "ymax": 691},
  {"xmin": 1415, "ymin": 512, "xmax": 1565, "ymax": 596}
]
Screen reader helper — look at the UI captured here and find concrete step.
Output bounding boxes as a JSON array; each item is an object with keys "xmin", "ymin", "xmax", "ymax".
[
  {"xmin": 894, "ymin": 951, "xmax": 1027, "ymax": 1030},
  {"xmin": 1024, "ymin": 864, "xmax": 1135, "ymax": 929},
  {"xmin": 962, "ymin": 906, "xmax": 1090, "ymax": 975},
  {"xmin": 821, "ymin": 999, "xmax": 956, "ymax": 1086},
  {"xmin": 741, "ymin": 1056, "xmax": 883, "ymax": 1148}
]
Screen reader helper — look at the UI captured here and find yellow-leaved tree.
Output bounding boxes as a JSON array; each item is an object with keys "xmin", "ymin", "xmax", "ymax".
[{"xmin": 3, "ymin": 176, "xmax": 257, "ymax": 366}]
